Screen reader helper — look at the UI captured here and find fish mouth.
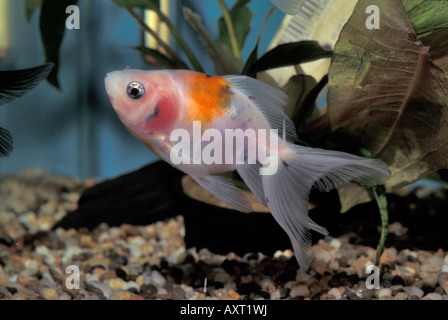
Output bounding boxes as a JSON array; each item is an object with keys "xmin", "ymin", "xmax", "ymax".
[
  {"xmin": 104, "ymin": 71, "xmax": 124, "ymax": 107},
  {"xmin": 104, "ymin": 71, "xmax": 119, "ymax": 95}
]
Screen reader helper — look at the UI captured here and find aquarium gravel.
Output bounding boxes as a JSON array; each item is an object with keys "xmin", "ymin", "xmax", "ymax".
[{"xmin": 1, "ymin": 169, "xmax": 448, "ymax": 300}]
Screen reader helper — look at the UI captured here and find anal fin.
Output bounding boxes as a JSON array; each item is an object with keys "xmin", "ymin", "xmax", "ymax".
[
  {"xmin": 191, "ymin": 174, "xmax": 252, "ymax": 213},
  {"xmin": 236, "ymin": 164, "xmax": 267, "ymax": 207}
]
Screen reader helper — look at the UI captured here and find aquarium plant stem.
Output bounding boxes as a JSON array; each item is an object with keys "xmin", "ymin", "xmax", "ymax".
[
  {"xmin": 126, "ymin": 8, "xmax": 185, "ymax": 68},
  {"xmin": 152, "ymin": 7, "xmax": 204, "ymax": 72},
  {"xmin": 372, "ymin": 186, "xmax": 389, "ymax": 266},
  {"xmin": 217, "ymin": 0, "xmax": 241, "ymax": 60}
]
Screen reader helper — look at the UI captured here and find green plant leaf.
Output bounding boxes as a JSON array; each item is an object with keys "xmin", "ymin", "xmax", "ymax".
[
  {"xmin": 182, "ymin": 7, "xmax": 239, "ymax": 75},
  {"xmin": 281, "ymin": 74, "xmax": 318, "ymax": 127},
  {"xmin": 217, "ymin": 0, "xmax": 252, "ymax": 58},
  {"xmin": 241, "ymin": 6, "xmax": 276, "ymax": 77},
  {"xmin": 112, "ymin": 0, "xmax": 158, "ymax": 10},
  {"xmin": 132, "ymin": 46, "xmax": 186, "ymax": 69},
  {"xmin": 406, "ymin": 0, "xmax": 448, "ymax": 34},
  {"xmin": 39, "ymin": 0, "xmax": 78, "ymax": 89},
  {"xmin": 328, "ymin": 0, "xmax": 448, "ymax": 211},
  {"xmin": 25, "ymin": 0, "xmax": 43, "ymax": 21},
  {"xmin": 241, "ymin": 42, "xmax": 259, "ymax": 77},
  {"xmin": 246, "ymin": 41, "xmax": 332, "ymax": 78},
  {"xmin": 291, "ymin": 75, "xmax": 327, "ymax": 132},
  {"xmin": 401, "ymin": 0, "xmax": 425, "ymax": 11}
]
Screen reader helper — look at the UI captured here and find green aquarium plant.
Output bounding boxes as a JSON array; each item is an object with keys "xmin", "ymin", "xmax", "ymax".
[{"xmin": 29, "ymin": 0, "xmax": 448, "ymax": 266}]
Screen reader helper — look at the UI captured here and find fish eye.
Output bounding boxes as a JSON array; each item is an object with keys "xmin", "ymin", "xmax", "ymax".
[{"xmin": 126, "ymin": 81, "xmax": 145, "ymax": 100}]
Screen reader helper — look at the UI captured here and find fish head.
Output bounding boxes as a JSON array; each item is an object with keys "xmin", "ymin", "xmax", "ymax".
[{"xmin": 105, "ymin": 69, "xmax": 180, "ymax": 140}]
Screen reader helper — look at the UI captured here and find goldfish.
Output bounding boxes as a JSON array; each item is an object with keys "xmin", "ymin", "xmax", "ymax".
[
  {"xmin": 105, "ymin": 69, "xmax": 390, "ymax": 269},
  {"xmin": 271, "ymin": 0, "xmax": 305, "ymax": 15},
  {"xmin": 0, "ymin": 63, "xmax": 53, "ymax": 156}
]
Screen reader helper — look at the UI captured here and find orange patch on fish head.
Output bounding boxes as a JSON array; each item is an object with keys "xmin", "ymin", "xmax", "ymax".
[{"xmin": 181, "ymin": 72, "xmax": 232, "ymax": 124}]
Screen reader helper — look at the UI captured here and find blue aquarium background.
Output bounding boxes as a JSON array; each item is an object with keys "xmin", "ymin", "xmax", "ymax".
[{"xmin": 0, "ymin": 0, "xmax": 284, "ymax": 179}]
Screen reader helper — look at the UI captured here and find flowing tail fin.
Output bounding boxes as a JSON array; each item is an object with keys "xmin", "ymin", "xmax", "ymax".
[{"xmin": 262, "ymin": 141, "xmax": 390, "ymax": 269}]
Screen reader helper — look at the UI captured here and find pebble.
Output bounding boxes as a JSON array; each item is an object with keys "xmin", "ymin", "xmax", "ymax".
[
  {"xmin": 422, "ymin": 292, "xmax": 442, "ymax": 300},
  {"xmin": 394, "ymin": 292, "xmax": 408, "ymax": 300},
  {"xmin": 405, "ymin": 286, "xmax": 424, "ymax": 298},
  {"xmin": 377, "ymin": 288, "xmax": 392, "ymax": 299},
  {"xmin": 389, "ymin": 222, "xmax": 408, "ymax": 237},
  {"xmin": 214, "ymin": 271, "xmax": 231, "ymax": 284},
  {"xmin": 40, "ymin": 287, "xmax": 59, "ymax": 300},
  {"xmin": 380, "ymin": 248, "xmax": 397, "ymax": 264},
  {"xmin": 110, "ymin": 290, "xmax": 133, "ymax": 300},
  {"xmin": 107, "ymin": 278, "xmax": 128, "ymax": 291},
  {"xmin": 328, "ymin": 288, "xmax": 342, "ymax": 300},
  {"xmin": 329, "ymin": 238, "xmax": 342, "ymax": 250},
  {"xmin": 150, "ymin": 270, "xmax": 166, "ymax": 287},
  {"xmin": 228, "ymin": 289, "xmax": 240, "ymax": 300},
  {"xmin": 438, "ymin": 273, "xmax": 448, "ymax": 294},
  {"xmin": 320, "ymin": 293, "xmax": 336, "ymax": 300},
  {"xmin": 290, "ymin": 285, "xmax": 310, "ymax": 298},
  {"xmin": 421, "ymin": 264, "xmax": 441, "ymax": 286},
  {"xmin": 270, "ymin": 289, "xmax": 281, "ymax": 300},
  {"xmin": 171, "ymin": 287, "xmax": 186, "ymax": 300}
]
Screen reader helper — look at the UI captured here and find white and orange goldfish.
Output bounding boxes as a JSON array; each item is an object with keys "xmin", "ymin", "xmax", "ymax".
[{"xmin": 105, "ymin": 69, "xmax": 390, "ymax": 269}]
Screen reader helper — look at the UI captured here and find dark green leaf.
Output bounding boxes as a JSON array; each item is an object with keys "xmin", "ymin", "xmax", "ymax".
[
  {"xmin": 292, "ymin": 75, "xmax": 327, "ymax": 132},
  {"xmin": 182, "ymin": 7, "xmax": 239, "ymax": 74},
  {"xmin": 217, "ymin": 0, "xmax": 252, "ymax": 55},
  {"xmin": 247, "ymin": 41, "xmax": 332, "ymax": 78},
  {"xmin": 25, "ymin": 0, "xmax": 43, "ymax": 21},
  {"xmin": 112, "ymin": 0, "xmax": 159, "ymax": 10},
  {"xmin": 241, "ymin": 6, "xmax": 276, "ymax": 76},
  {"xmin": 241, "ymin": 42, "xmax": 259, "ymax": 76},
  {"xmin": 132, "ymin": 46, "xmax": 187, "ymax": 69},
  {"xmin": 401, "ymin": 0, "xmax": 425, "ymax": 12},
  {"xmin": 39, "ymin": 0, "xmax": 78, "ymax": 89}
]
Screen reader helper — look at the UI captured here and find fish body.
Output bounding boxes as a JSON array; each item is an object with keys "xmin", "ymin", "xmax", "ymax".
[
  {"xmin": 0, "ymin": 63, "xmax": 53, "ymax": 156},
  {"xmin": 105, "ymin": 69, "xmax": 390, "ymax": 269}
]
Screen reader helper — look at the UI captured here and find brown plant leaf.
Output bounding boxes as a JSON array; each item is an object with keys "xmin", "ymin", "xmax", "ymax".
[{"xmin": 327, "ymin": 0, "xmax": 448, "ymax": 211}]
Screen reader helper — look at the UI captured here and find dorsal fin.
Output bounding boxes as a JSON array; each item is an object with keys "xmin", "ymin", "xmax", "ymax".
[{"xmin": 225, "ymin": 75, "xmax": 298, "ymax": 143}]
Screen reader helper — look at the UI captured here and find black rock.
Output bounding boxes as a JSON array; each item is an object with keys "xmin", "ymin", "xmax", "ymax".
[{"xmin": 115, "ymin": 268, "xmax": 127, "ymax": 280}]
